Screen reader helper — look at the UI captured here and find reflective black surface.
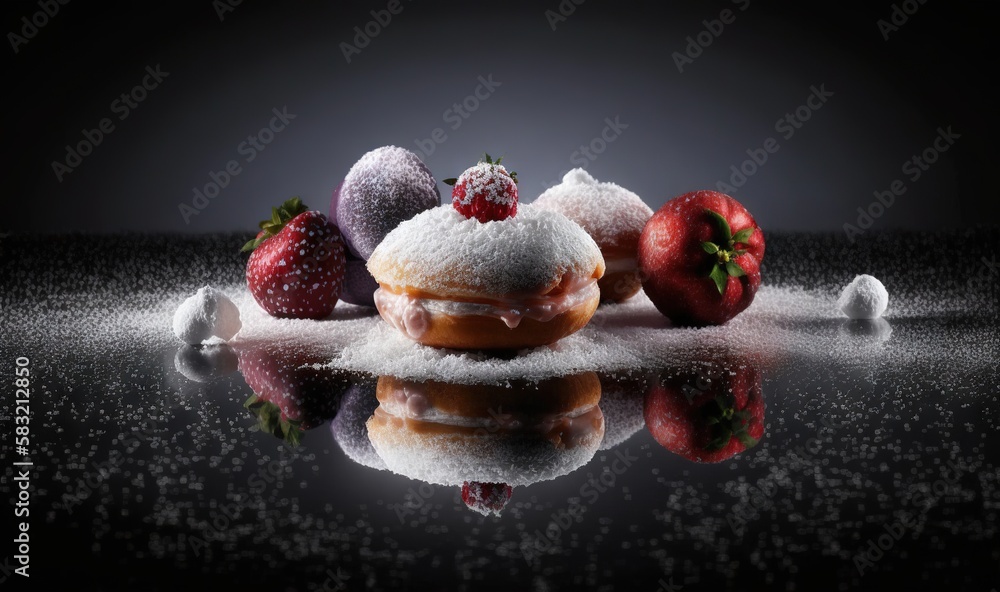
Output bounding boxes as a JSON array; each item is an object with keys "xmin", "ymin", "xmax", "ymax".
[{"xmin": 1, "ymin": 231, "xmax": 998, "ymax": 591}]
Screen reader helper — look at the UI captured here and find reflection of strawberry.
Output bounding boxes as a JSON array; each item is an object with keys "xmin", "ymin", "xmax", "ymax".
[
  {"xmin": 236, "ymin": 343, "xmax": 350, "ymax": 445},
  {"xmin": 461, "ymin": 481, "xmax": 513, "ymax": 517},
  {"xmin": 443, "ymin": 154, "xmax": 518, "ymax": 223},
  {"xmin": 639, "ymin": 190, "xmax": 764, "ymax": 326},
  {"xmin": 643, "ymin": 358, "xmax": 764, "ymax": 463},
  {"xmin": 242, "ymin": 197, "xmax": 347, "ymax": 319}
]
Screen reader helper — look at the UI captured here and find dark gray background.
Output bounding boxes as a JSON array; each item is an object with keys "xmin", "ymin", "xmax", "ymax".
[{"xmin": 3, "ymin": 0, "xmax": 997, "ymax": 234}]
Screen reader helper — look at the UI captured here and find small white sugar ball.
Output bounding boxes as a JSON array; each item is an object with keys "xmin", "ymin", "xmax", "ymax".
[
  {"xmin": 172, "ymin": 286, "xmax": 242, "ymax": 344},
  {"xmin": 837, "ymin": 274, "xmax": 889, "ymax": 319}
]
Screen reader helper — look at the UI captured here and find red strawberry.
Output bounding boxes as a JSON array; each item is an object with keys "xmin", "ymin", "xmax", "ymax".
[
  {"xmin": 236, "ymin": 341, "xmax": 350, "ymax": 445},
  {"xmin": 242, "ymin": 197, "xmax": 347, "ymax": 319},
  {"xmin": 461, "ymin": 481, "xmax": 513, "ymax": 517},
  {"xmin": 643, "ymin": 357, "xmax": 764, "ymax": 463},
  {"xmin": 638, "ymin": 190, "xmax": 765, "ymax": 326},
  {"xmin": 444, "ymin": 153, "xmax": 519, "ymax": 222}
]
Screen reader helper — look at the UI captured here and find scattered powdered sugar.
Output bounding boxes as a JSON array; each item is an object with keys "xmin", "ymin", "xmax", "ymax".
[
  {"xmin": 335, "ymin": 146, "xmax": 441, "ymax": 260},
  {"xmin": 838, "ymin": 273, "xmax": 890, "ymax": 319},
  {"xmin": 454, "ymin": 162, "xmax": 517, "ymax": 206},
  {"xmin": 532, "ymin": 168, "xmax": 653, "ymax": 251},
  {"xmin": 171, "ymin": 286, "xmax": 242, "ymax": 344},
  {"xmin": 367, "ymin": 205, "xmax": 604, "ymax": 298}
]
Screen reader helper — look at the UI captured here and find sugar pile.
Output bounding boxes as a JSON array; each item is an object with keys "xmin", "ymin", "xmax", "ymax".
[
  {"xmin": 171, "ymin": 286, "xmax": 242, "ymax": 344},
  {"xmin": 837, "ymin": 274, "xmax": 889, "ymax": 319}
]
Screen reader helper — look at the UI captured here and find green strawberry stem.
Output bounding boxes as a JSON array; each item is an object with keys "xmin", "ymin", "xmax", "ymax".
[
  {"xmin": 240, "ymin": 196, "xmax": 309, "ymax": 253},
  {"xmin": 442, "ymin": 153, "xmax": 518, "ymax": 187},
  {"xmin": 701, "ymin": 208, "xmax": 755, "ymax": 295},
  {"xmin": 703, "ymin": 395, "xmax": 758, "ymax": 452},
  {"xmin": 244, "ymin": 394, "xmax": 304, "ymax": 446}
]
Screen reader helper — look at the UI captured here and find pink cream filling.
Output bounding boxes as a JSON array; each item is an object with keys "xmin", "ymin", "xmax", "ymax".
[
  {"xmin": 379, "ymin": 384, "xmax": 602, "ymax": 446},
  {"xmin": 374, "ymin": 277, "xmax": 599, "ymax": 340}
]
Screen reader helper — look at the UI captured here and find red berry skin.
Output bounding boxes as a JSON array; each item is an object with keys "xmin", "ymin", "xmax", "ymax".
[
  {"xmin": 461, "ymin": 481, "xmax": 513, "ymax": 516},
  {"xmin": 246, "ymin": 211, "xmax": 347, "ymax": 319},
  {"xmin": 451, "ymin": 164, "xmax": 518, "ymax": 223},
  {"xmin": 643, "ymin": 359, "xmax": 764, "ymax": 463},
  {"xmin": 639, "ymin": 191, "xmax": 765, "ymax": 326},
  {"xmin": 236, "ymin": 343, "xmax": 349, "ymax": 430}
]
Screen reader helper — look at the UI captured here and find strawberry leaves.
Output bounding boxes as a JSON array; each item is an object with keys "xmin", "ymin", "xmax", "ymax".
[
  {"xmin": 704, "ymin": 208, "xmax": 756, "ymax": 295},
  {"xmin": 244, "ymin": 394, "xmax": 304, "ymax": 446},
  {"xmin": 241, "ymin": 196, "xmax": 309, "ymax": 253},
  {"xmin": 443, "ymin": 152, "xmax": 518, "ymax": 188},
  {"xmin": 702, "ymin": 395, "xmax": 759, "ymax": 452}
]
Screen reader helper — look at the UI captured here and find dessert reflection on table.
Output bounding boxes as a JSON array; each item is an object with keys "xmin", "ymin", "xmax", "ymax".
[
  {"xmin": 367, "ymin": 373, "xmax": 605, "ymax": 515},
  {"xmin": 643, "ymin": 350, "xmax": 766, "ymax": 463},
  {"xmin": 172, "ymin": 341, "xmax": 770, "ymax": 511}
]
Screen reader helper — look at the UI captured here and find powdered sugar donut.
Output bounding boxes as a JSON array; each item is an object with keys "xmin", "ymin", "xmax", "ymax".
[
  {"xmin": 533, "ymin": 168, "xmax": 653, "ymax": 303},
  {"xmin": 366, "ymin": 205, "xmax": 605, "ymax": 350}
]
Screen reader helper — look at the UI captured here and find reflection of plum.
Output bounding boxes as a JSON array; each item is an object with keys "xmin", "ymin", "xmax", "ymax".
[
  {"xmin": 235, "ymin": 343, "xmax": 350, "ymax": 445},
  {"xmin": 329, "ymin": 375, "xmax": 386, "ymax": 471},
  {"xmin": 367, "ymin": 373, "xmax": 605, "ymax": 516},
  {"xmin": 644, "ymin": 355, "xmax": 764, "ymax": 463},
  {"xmin": 174, "ymin": 344, "xmax": 238, "ymax": 383}
]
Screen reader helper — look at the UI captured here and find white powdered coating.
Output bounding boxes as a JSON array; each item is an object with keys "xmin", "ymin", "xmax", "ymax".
[
  {"xmin": 367, "ymin": 205, "xmax": 604, "ymax": 298},
  {"xmin": 597, "ymin": 374, "xmax": 648, "ymax": 450},
  {"xmin": 532, "ymin": 168, "xmax": 653, "ymax": 249},
  {"xmin": 454, "ymin": 162, "xmax": 516, "ymax": 206},
  {"xmin": 172, "ymin": 286, "xmax": 242, "ymax": 344},
  {"xmin": 838, "ymin": 274, "xmax": 889, "ymax": 319},
  {"xmin": 367, "ymin": 411, "xmax": 605, "ymax": 487}
]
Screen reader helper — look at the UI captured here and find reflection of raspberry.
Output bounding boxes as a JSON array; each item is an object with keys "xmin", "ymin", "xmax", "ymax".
[
  {"xmin": 445, "ymin": 154, "xmax": 518, "ymax": 223},
  {"xmin": 461, "ymin": 481, "xmax": 513, "ymax": 516}
]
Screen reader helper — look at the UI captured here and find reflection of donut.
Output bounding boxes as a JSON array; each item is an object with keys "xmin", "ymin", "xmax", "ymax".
[
  {"xmin": 367, "ymin": 206, "xmax": 605, "ymax": 350},
  {"xmin": 366, "ymin": 373, "xmax": 605, "ymax": 486},
  {"xmin": 533, "ymin": 169, "xmax": 652, "ymax": 303}
]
